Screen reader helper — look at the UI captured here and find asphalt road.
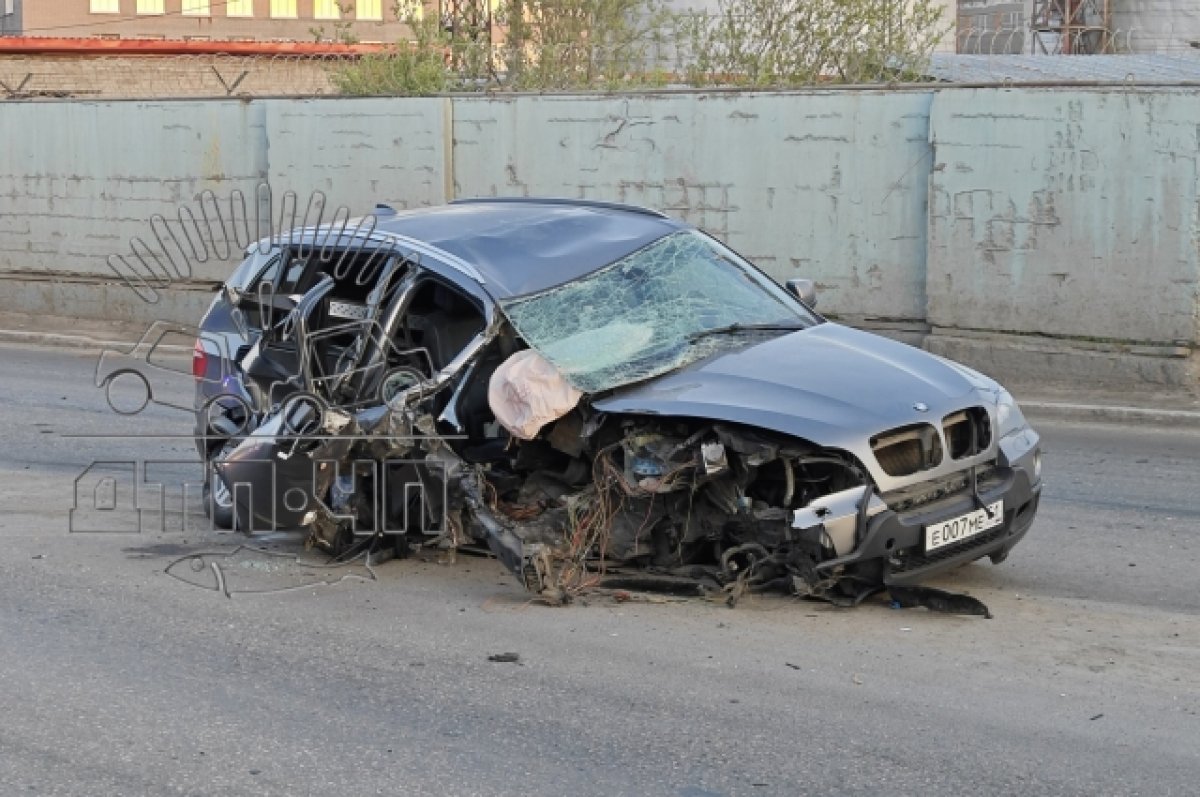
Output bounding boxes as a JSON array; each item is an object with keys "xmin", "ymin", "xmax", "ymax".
[{"xmin": 1, "ymin": 342, "xmax": 1197, "ymax": 797}]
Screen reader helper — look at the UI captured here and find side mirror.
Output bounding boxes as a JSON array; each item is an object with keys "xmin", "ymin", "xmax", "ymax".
[{"xmin": 786, "ymin": 278, "xmax": 817, "ymax": 307}]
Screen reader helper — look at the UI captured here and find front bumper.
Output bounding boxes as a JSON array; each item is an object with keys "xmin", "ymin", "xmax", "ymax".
[
  {"xmin": 814, "ymin": 459, "xmax": 1041, "ymax": 586},
  {"xmin": 883, "ymin": 468, "xmax": 1039, "ymax": 584}
]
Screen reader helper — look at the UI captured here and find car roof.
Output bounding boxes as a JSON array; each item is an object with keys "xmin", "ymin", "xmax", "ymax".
[{"xmin": 371, "ymin": 198, "xmax": 688, "ymax": 298}]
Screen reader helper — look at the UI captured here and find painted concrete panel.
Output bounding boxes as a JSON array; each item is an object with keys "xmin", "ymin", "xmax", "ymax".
[
  {"xmin": 262, "ymin": 97, "xmax": 448, "ymax": 216},
  {"xmin": 0, "ymin": 275, "xmax": 215, "ymax": 332},
  {"xmin": 0, "ymin": 96, "xmax": 447, "ymax": 316},
  {"xmin": 927, "ymin": 88, "xmax": 1200, "ymax": 347},
  {"xmin": 0, "ymin": 89, "xmax": 1196, "ymax": 390},
  {"xmin": 452, "ymin": 91, "xmax": 935, "ymax": 323},
  {"xmin": 0, "ymin": 99, "xmax": 268, "ymax": 283}
]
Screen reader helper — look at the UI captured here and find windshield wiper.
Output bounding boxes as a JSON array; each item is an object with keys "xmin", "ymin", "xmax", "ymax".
[{"xmin": 687, "ymin": 322, "xmax": 807, "ymax": 343}]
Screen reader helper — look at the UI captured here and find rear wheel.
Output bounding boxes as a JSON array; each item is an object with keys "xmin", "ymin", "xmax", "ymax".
[{"xmin": 202, "ymin": 440, "xmax": 238, "ymax": 530}]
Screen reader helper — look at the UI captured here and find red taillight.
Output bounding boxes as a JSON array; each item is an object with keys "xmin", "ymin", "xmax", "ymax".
[{"xmin": 192, "ymin": 339, "xmax": 208, "ymax": 380}]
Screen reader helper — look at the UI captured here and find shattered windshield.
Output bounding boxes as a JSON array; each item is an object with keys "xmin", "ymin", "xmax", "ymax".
[{"xmin": 500, "ymin": 230, "xmax": 818, "ymax": 393}]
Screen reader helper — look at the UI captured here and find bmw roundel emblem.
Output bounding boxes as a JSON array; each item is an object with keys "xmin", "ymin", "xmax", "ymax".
[{"xmin": 913, "ymin": 402, "xmax": 929, "ymax": 413}]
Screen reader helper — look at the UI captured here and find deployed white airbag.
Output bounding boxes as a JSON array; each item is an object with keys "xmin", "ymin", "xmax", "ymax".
[{"xmin": 488, "ymin": 349, "xmax": 583, "ymax": 440}]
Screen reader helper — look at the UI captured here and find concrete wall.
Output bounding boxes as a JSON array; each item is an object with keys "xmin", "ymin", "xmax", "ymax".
[
  {"xmin": 0, "ymin": 88, "xmax": 1197, "ymax": 389},
  {"xmin": 453, "ymin": 92, "xmax": 934, "ymax": 331},
  {"xmin": 0, "ymin": 96, "xmax": 447, "ymax": 324},
  {"xmin": 264, "ymin": 97, "xmax": 448, "ymax": 214},
  {"xmin": 0, "ymin": 99, "xmax": 268, "ymax": 279},
  {"xmin": 0, "ymin": 99, "xmax": 268, "ymax": 323},
  {"xmin": 925, "ymin": 88, "xmax": 1200, "ymax": 386}
]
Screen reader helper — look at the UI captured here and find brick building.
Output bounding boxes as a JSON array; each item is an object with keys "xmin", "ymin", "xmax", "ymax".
[{"xmin": 0, "ymin": 1, "xmax": 417, "ymax": 43}]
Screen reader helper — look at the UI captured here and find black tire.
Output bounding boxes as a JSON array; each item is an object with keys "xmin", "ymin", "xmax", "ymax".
[{"xmin": 202, "ymin": 442, "xmax": 238, "ymax": 531}]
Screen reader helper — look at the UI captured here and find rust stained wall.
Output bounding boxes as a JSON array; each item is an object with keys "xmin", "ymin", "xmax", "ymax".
[{"xmin": 926, "ymin": 88, "xmax": 1200, "ymax": 348}]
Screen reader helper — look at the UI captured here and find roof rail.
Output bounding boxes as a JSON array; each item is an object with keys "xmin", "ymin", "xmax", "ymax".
[
  {"xmin": 449, "ymin": 196, "xmax": 669, "ymax": 219},
  {"xmin": 250, "ymin": 225, "xmax": 486, "ymax": 284}
]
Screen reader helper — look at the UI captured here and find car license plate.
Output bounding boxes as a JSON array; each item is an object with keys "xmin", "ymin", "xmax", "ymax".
[{"xmin": 925, "ymin": 501, "xmax": 1004, "ymax": 552}]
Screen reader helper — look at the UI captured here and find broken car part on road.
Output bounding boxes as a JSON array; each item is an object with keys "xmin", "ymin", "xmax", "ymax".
[{"xmin": 194, "ymin": 198, "xmax": 1042, "ymax": 609}]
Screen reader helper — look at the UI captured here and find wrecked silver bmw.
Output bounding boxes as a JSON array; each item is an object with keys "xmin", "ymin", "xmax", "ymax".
[{"xmin": 195, "ymin": 197, "xmax": 1042, "ymax": 607}]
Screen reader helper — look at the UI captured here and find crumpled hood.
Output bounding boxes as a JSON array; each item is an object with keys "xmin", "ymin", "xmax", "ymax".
[{"xmin": 594, "ymin": 323, "xmax": 993, "ymax": 449}]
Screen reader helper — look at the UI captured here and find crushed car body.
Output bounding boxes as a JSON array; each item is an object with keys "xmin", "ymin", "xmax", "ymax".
[{"xmin": 195, "ymin": 197, "xmax": 1043, "ymax": 606}]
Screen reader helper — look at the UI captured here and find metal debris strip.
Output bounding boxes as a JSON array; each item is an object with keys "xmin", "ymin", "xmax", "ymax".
[
  {"xmin": 887, "ymin": 585, "xmax": 993, "ymax": 618},
  {"xmin": 105, "ymin": 184, "xmax": 388, "ymax": 303},
  {"xmin": 925, "ymin": 52, "xmax": 1200, "ymax": 85}
]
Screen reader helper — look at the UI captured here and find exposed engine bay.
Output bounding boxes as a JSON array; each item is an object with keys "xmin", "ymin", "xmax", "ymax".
[{"xmin": 303, "ymin": 404, "xmax": 878, "ymax": 607}]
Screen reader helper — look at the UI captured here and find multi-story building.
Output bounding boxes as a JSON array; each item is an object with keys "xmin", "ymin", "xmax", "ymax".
[
  {"xmin": 0, "ymin": 1, "xmax": 416, "ymax": 43},
  {"xmin": 0, "ymin": 0, "xmax": 22, "ymax": 36}
]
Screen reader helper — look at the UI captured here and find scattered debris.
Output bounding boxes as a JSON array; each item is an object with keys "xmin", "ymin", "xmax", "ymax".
[{"xmin": 888, "ymin": 585, "xmax": 993, "ymax": 619}]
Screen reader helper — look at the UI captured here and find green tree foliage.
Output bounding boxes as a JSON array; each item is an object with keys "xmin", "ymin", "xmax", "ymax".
[
  {"xmin": 501, "ymin": 0, "xmax": 674, "ymax": 90},
  {"xmin": 679, "ymin": 0, "xmax": 949, "ymax": 86},
  {"xmin": 329, "ymin": 8, "xmax": 453, "ymax": 96},
  {"xmin": 329, "ymin": 42, "xmax": 449, "ymax": 96},
  {"xmin": 327, "ymin": 0, "xmax": 948, "ymax": 94}
]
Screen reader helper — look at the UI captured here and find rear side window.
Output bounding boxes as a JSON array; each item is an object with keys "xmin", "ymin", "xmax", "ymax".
[{"xmin": 227, "ymin": 247, "xmax": 319, "ymax": 304}]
